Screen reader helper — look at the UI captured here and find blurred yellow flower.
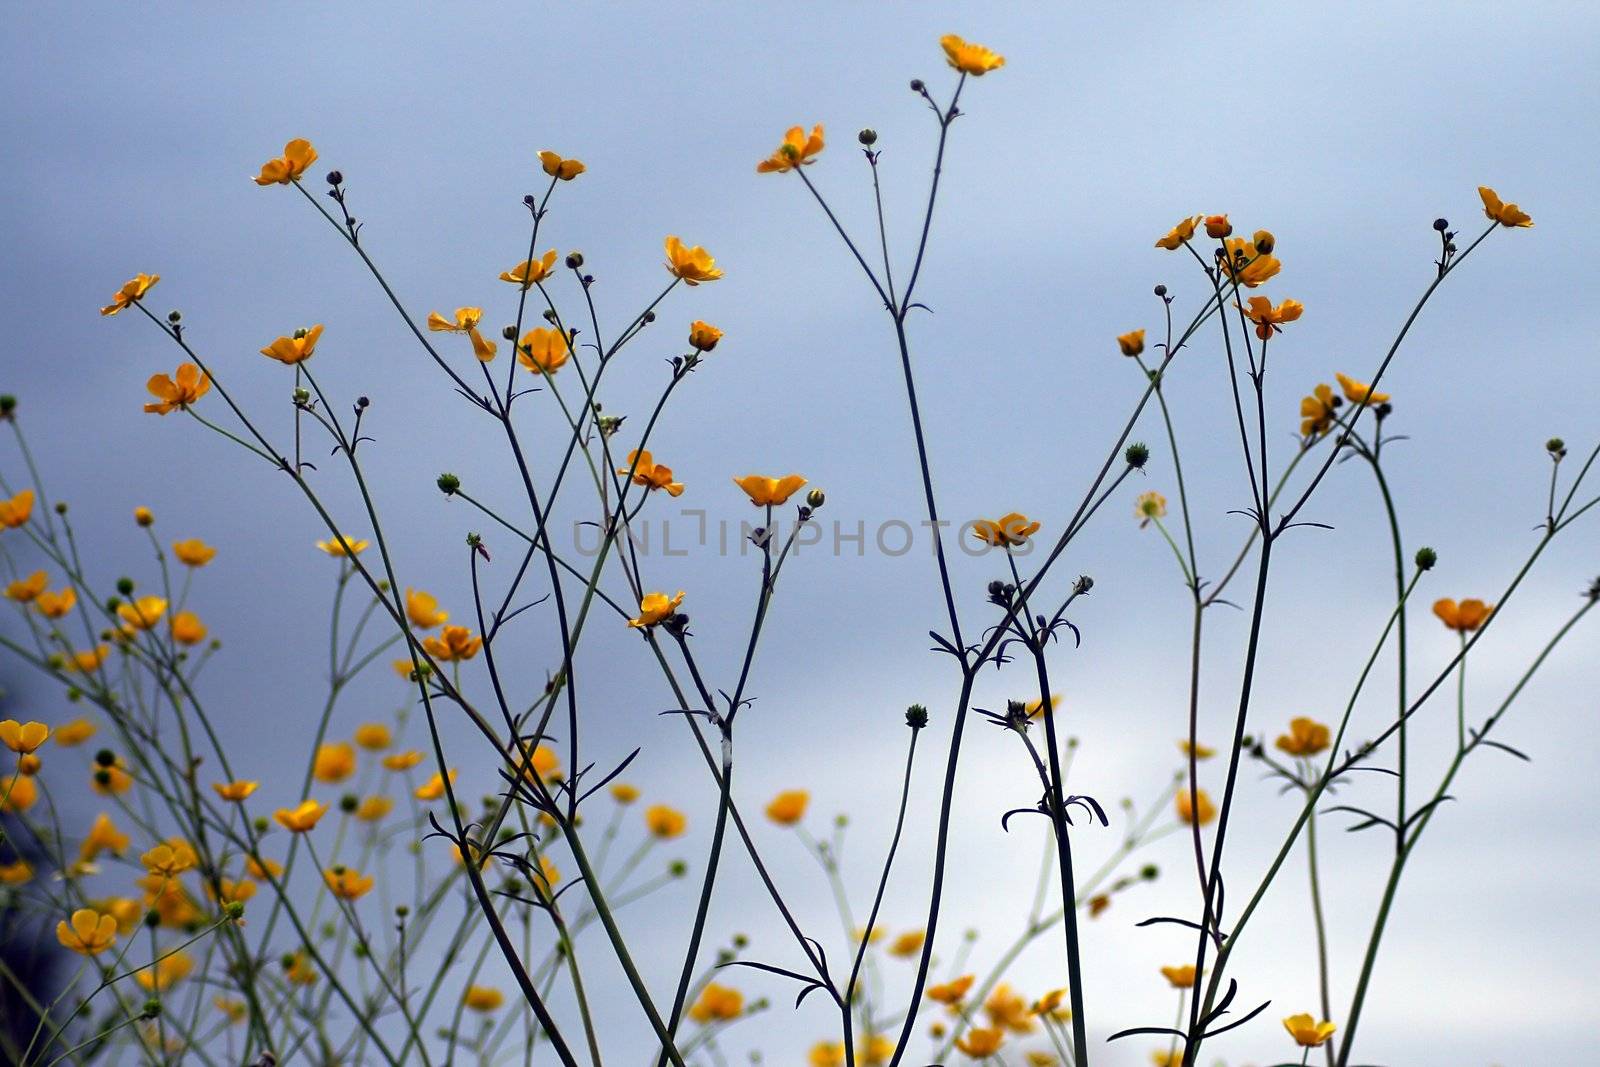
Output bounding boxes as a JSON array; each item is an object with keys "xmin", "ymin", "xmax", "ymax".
[
  {"xmin": 422, "ymin": 625, "xmax": 481, "ymax": 661},
  {"xmin": 100, "ymin": 273, "xmax": 160, "ymax": 316},
  {"xmin": 1478, "ymin": 186, "xmax": 1532, "ymax": 228},
  {"xmin": 955, "ymin": 1027, "xmax": 1005, "ymax": 1059},
  {"xmin": 972, "ymin": 512, "xmax": 1040, "ymax": 548},
  {"xmin": 141, "ymin": 841, "xmax": 197, "ymax": 878},
  {"xmin": 57, "ymin": 909, "xmax": 118, "ymax": 955},
  {"xmin": 1282, "ymin": 1013, "xmax": 1337, "ymax": 1047},
  {"xmin": 628, "ymin": 591, "xmax": 685, "ymax": 629},
  {"xmin": 765, "ymin": 789, "xmax": 809, "ymax": 825},
  {"xmin": 621, "ymin": 450, "xmax": 685, "ymax": 496},
  {"xmin": 1026, "ymin": 694, "xmax": 1061, "ymax": 719},
  {"xmin": 91, "ymin": 761, "xmax": 132, "ymax": 796},
  {"xmin": 1160, "ymin": 964, "xmax": 1196, "ymax": 988},
  {"xmin": 664, "ymin": 236, "xmax": 723, "ymax": 285},
  {"xmin": 0, "ymin": 490, "xmax": 34, "ymax": 529},
  {"xmin": 810, "ymin": 1041, "xmax": 846, "ymax": 1067},
  {"xmin": 324, "ymin": 866, "xmax": 375, "ymax": 900},
  {"xmin": 1179, "ymin": 739, "xmax": 1215, "ymax": 759},
  {"xmin": 134, "ymin": 507, "xmax": 154, "ymax": 526},
  {"xmin": 313, "ymin": 742, "xmax": 356, "ymax": 783},
  {"xmin": 117, "ymin": 596, "xmax": 167, "ymax": 632},
  {"xmin": 317, "ymin": 535, "xmax": 369, "ymax": 557},
  {"xmin": 928, "ymin": 975, "xmax": 974, "ymax": 1004},
  {"xmin": 356, "ymin": 795, "xmax": 393, "ymax": 822},
  {"xmin": 171, "ymin": 539, "xmax": 217, "ymax": 567},
  {"xmin": 0, "ymin": 775, "xmax": 37, "ymax": 812},
  {"xmin": 274, "ymin": 799, "xmax": 327, "ymax": 833},
  {"xmin": 940, "ymin": 34, "xmax": 1005, "ymax": 75},
  {"xmin": 1276, "ymin": 716, "xmax": 1331, "ymax": 757},
  {"xmin": 539, "ymin": 151, "xmax": 586, "ymax": 180},
  {"xmin": 645, "ymin": 804, "xmax": 687, "ymax": 838},
  {"xmin": 757, "ymin": 124, "xmax": 825, "ymax": 173},
  {"xmin": 1117, "ymin": 329, "xmax": 1145, "ymax": 357},
  {"xmin": 1176, "ymin": 789, "xmax": 1216, "ymax": 825},
  {"xmin": 0, "ymin": 860, "xmax": 32, "ymax": 885},
  {"xmin": 253, "ymin": 138, "xmax": 317, "ymax": 185},
  {"xmin": 984, "ymin": 984, "xmax": 1035, "ymax": 1033},
  {"xmin": 500, "ymin": 250, "xmax": 558, "ymax": 289},
  {"xmin": 144, "ymin": 363, "xmax": 211, "ymax": 415},
  {"xmin": 1433, "ymin": 597, "xmax": 1493, "ymax": 633},
  {"xmin": 611, "ymin": 782, "xmax": 640, "ymax": 803},
  {"xmin": 463, "ymin": 985, "xmax": 505, "ymax": 1012},
  {"xmin": 415, "ymin": 769, "xmax": 457, "ymax": 801},
  {"xmin": 354, "ymin": 722, "xmax": 392, "ymax": 750},
  {"xmin": 405, "ymin": 588, "xmax": 449, "ymax": 629},
  {"xmin": 5, "ymin": 570, "xmax": 47, "ymax": 602},
  {"xmin": 1335, "ymin": 372, "xmax": 1388, "ymax": 406},
  {"xmin": 136, "ymin": 951, "xmax": 194, "ymax": 992},
  {"xmin": 260, "ymin": 325, "xmax": 324, "ymax": 365},
  {"xmin": 213, "ymin": 779, "xmax": 258, "ymax": 802},
  {"xmin": 889, "ymin": 929, "xmax": 926, "ymax": 957},
  {"xmin": 1299, "ymin": 383, "xmax": 1339, "ymax": 437},
  {"xmin": 383, "ymin": 750, "xmax": 425, "ymax": 772},
  {"xmin": 170, "ymin": 610, "xmax": 207, "ymax": 645},
  {"xmin": 1135, "ymin": 491, "xmax": 1167, "ymax": 527},
  {"xmin": 54, "ymin": 718, "xmax": 97, "ymax": 745},
  {"xmin": 688, "ymin": 982, "xmax": 743, "ymax": 1022},
  {"xmin": 859, "ymin": 1035, "xmax": 895, "ymax": 1065}
]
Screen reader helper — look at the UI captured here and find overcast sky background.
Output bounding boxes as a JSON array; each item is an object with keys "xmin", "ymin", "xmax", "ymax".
[{"xmin": 3, "ymin": 4, "xmax": 1598, "ymax": 1065}]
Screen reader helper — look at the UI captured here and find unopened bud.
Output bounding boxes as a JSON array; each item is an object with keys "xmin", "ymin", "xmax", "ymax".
[
  {"xmin": 1415, "ymin": 547, "xmax": 1437, "ymax": 571},
  {"xmin": 858, "ymin": 128, "xmax": 878, "ymax": 146},
  {"xmin": 805, "ymin": 488, "xmax": 825, "ymax": 509},
  {"xmin": 437, "ymin": 473, "xmax": 461, "ymax": 495}
]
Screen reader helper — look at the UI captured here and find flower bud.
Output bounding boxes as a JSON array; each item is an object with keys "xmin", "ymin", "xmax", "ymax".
[
  {"xmin": 522, "ymin": 194, "xmax": 537, "ymax": 207},
  {"xmin": 1125, "ymin": 442, "xmax": 1149, "ymax": 469},
  {"xmin": 292, "ymin": 328, "xmax": 307, "ymax": 340},
  {"xmin": 116, "ymin": 577, "xmax": 135, "ymax": 596},
  {"xmin": 1547, "ymin": 437, "xmax": 1566, "ymax": 455},
  {"xmin": 94, "ymin": 748, "xmax": 116, "ymax": 768},
  {"xmin": 167, "ymin": 310, "xmax": 182, "ymax": 324},
  {"xmin": 1415, "ymin": 546, "xmax": 1437, "ymax": 571},
  {"xmin": 292, "ymin": 387, "xmax": 310, "ymax": 404},
  {"xmin": 0, "ymin": 395, "xmax": 16, "ymax": 415},
  {"xmin": 224, "ymin": 900, "xmax": 246, "ymax": 920},
  {"xmin": 1140, "ymin": 863, "xmax": 1159, "ymax": 880},
  {"xmin": 437, "ymin": 472, "xmax": 461, "ymax": 495},
  {"xmin": 909, "ymin": 79, "xmax": 926, "ymax": 93},
  {"xmin": 1153, "ymin": 284, "xmax": 1167, "ymax": 297},
  {"xmin": 144, "ymin": 909, "xmax": 161, "ymax": 928},
  {"xmin": 143, "ymin": 998, "xmax": 163, "ymax": 1019},
  {"xmin": 18, "ymin": 754, "xmax": 41, "ymax": 776},
  {"xmin": 805, "ymin": 488, "xmax": 825, "ymax": 509},
  {"xmin": 339, "ymin": 794, "xmax": 358, "ymax": 813},
  {"xmin": 1433, "ymin": 217, "xmax": 1449, "ymax": 232},
  {"xmin": 326, "ymin": 170, "xmax": 343, "ymax": 186},
  {"xmin": 1073, "ymin": 574, "xmax": 1095, "ymax": 595},
  {"xmin": 858, "ymin": 128, "xmax": 878, "ymax": 146},
  {"xmin": 905, "ymin": 704, "xmax": 929, "ymax": 730},
  {"xmin": 1251, "ymin": 229, "xmax": 1275, "ymax": 255},
  {"xmin": 565, "ymin": 251, "xmax": 584, "ymax": 269},
  {"xmin": 669, "ymin": 860, "xmax": 688, "ymax": 878},
  {"xmin": 395, "ymin": 905, "xmax": 410, "ymax": 918},
  {"xmin": 134, "ymin": 507, "xmax": 154, "ymax": 527}
]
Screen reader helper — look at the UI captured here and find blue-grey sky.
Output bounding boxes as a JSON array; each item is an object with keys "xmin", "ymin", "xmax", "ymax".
[{"xmin": 3, "ymin": 4, "xmax": 1598, "ymax": 1065}]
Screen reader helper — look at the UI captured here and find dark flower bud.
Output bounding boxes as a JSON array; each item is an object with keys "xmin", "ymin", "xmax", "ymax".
[
  {"xmin": 522, "ymin": 194, "xmax": 537, "ymax": 207},
  {"xmin": 582, "ymin": 274, "xmax": 594, "ymax": 285},
  {"xmin": 224, "ymin": 900, "xmax": 245, "ymax": 920},
  {"xmin": 144, "ymin": 909, "xmax": 161, "ymax": 928},
  {"xmin": 733, "ymin": 932, "xmax": 750, "ymax": 948},
  {"xmin": 395, "ymin": 904, "xmax": 411, "ymax": 918},
  {"xmin": 167, "ymin": 310, "xmax": 182, "ymax": 324},
  {"xmin": 143, "ymin": 998, "xmax": 163, "ymax": 1019},
  {"xmin": 292, "ymin": 387, "xmax": 310, "ymax": 404},
  {"xmin": 1547, "ymin": 437, "xmax": 1566, "ymax": 455},
  {"xmin": 566, "ymin": 252, "xmax": 584, "ymax": 269},
  {"xmin": 905, "ymin": 704, "xmax": 929, "ymax": 730},
  {"xmin": 669, "ymin": 860, "xmax": 688, "ymax": 877},
  {"xmin": 806, "ymin": 488, "xmax": 825, "ymax": 509},
  {"xmin": 355, "ymin": 395, "xmax": 370, "ymax": 410},
  {"xmin": 326, "ymin": 170, "xmax": 343, "ymax": 186},
  {"xmin": 1252, "ymin": 229, "xmax": 1275, "ymax": 255},
  {"xmin": 252, "ymin": 816, "xmax": 269, "ymax": 833},
  {"xmin": 54, "ymin": 501, "xmax": 68, "ymax": 515},
  {"xmin": 1433, "ymin": 218, "xmax": 1449, "ymax": 232},
  {"xmin": 643, "ymin": 311, "xmax": 656, "ymax": 324},
  {"xmin": 1415, "ymin": 546, "xmax": 1437, "ymax": 571},
  {"xmin": 858, "ymin": 128, "xmax": 878, "ymax": 146},
  {"xmin": 987, "ymin": 579, "xmax": 1007, "ymax": 598},
  {"xmin": 339, "ymin": 794, "xmax": 358, "ymax": 813},
  {"xmin": 1073, "ymin": 574, "xmax": 1094, "ymax": 595},
  {"xmin": 1140, "ymin": 863, "xmax": 1159, "ymax": 880},
  {"xmin": 116, "ymin": 577, "xmax": 135, "ymax": 596},
  {"xmin": 1374, "ymin": 402, "xmax": 1392, "ymax": 420},
  {"xmin": 1153, "ymin": 284, "xmax": 1167, "ymax": 297},
  {"xmin": 910, "ymin": 79, "xmax": 926, "ymax": 92},
  {"xmin": 1125, "ymin": 442, "xmax": 1149, "ymax": 469},
  {"xmin": 0, "ymin": 395, "xmax": 14, "ymax": 415},
  {"xmin": 437, "ymin": 473, "xmax": 460, "ymax": 495},
  {"xmin": 94, "ymin": 748, "xmax": 116, "ymax": 768}
]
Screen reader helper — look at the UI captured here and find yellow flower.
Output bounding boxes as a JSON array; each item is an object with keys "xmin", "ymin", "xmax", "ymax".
[
  {"xmin": 354, "ymin": 723, "xmax": 392, "ymax": 750},
  {"xmin": 1026, "ymin": 694, "xmax": 1061, "ymax": 719},
  {"xmin": 313, "ymin": 742, "xmax": 356, "ymax": 783},
  {"xmin": 1203, "ymin": 214, "xmax": 1232, "ymax": 239},
  {"xmin": 415, "ymin": 768, "xmax": 457, "ymax": 801},
  {"xmin": 141, "ymin": 841, "xmax": 197, "ymax": 878},
  {"xmin": 610, "ymin": 782, "xmax": 640, "ymax": 804},
  {"xmin": 500, "ymin": 249, "xmax": 559, "ymax": 289},
  {"xmin": 318, "ymin": 535, "xmax": 370, "ymax": 559},
  {"xmin": 143, "ymin": 363, "xmax": 211, "ymax": 415},
  {"xmin": 134, "ymin": 506, "xmax": 154, "ymax": 527},
  {"xmin": 765, "ymin": 789, "xmax": 809, "ymax": 825},
  {"xmin": 80, "ymin": 812, "xmax": 130, "ymax": 861},
  {"xmin": 100, "ymin": 273, "xmax": 160, "ymax": 316},
  {"xmin": 324, "ymin": 866, "xmax": 375, "ymax": 900},
  {"xmin": 1218, "ymin": 236, "xmax": 1281, "ymax": 288},
  {"xmin": 688, "ymin": 982, "xmax": 743, "ymax": 1023},
  {"xmin": 1135, "ymin": 491, "xmax": 1167, "ymax": 527},
  {"xmin": 171, "ymin": 539, "xmax": 217, "ymax": 567},
  {"xmin": 1117, "ymin": 329, "xmax": 1145, "ymax": 357},
  {"xmin": 274, "ymin": 799, "xmax": 328, "ymax": 833},
  {"xmin": 136, "ymin": 951, "xmax": 194, "ymax": 992},
  {"xmin": 427, "ymin": 306, "xmax": 499, "ymax": 362},
  {"xmin": 0, "ymin": 720, "xmax": 49, "ymax": 754},
  {"xmin": 689, "ymin": 320, "xmax": 723, "ymax": 352},
  {"xmin": 645, "ymin": 804, "xmax": 687, "ymax": 838},
  {"xmin": 810, "ymin": 1041, "xmax": 846, "ymax": 1067},
  {"xmin": 733, "ymin": 474, "xmax": 806, "ymax": 507},
  {"xmin": 0, "ymin": 860, "xmax": 33, "ymax": 885},
  {"xmin": 516, "ymin": 326, "xmax": 572, "ymax": 374},
  {"xmin": 1238, "ymin": 296, "xmax": 1304, "ymax": 340},
  {"xmin": 253, "ymin": 138, "xmax": 318, "ymax": 185},
  {"xmin": 1478, "ymin": 186, "xmax": 1532, "ymax": 228},
  {"xmin": 1299, "ymin": 383, "xmax": 1339, "ymax": 437},
  {"xmin": 207, "ymin": 878, "xmax": 256, "ymax": 906},
  {"xmin": 628, "ymin": 591, "xmax": 685, "ymax": 629},
  {"xmin": 70, "ymin": 646, "xmax": 110, "ymax": 673},
  {"xmin": 621, "ymin": 450, "xmax": 685, "ymax": 497},
  {"xmin": 213, "ymin": 779, "xmax": 259, "ymax": 802},
  {"xmin": 664, "ymin": 236, "xmax": 723, "ymax": 285},
  {"xmin": 1433, "ymin": 597, "xmax": 1493, "ymax": 632},
  {"xmin": 927, "ymin": 975, "xmax": 974, "ymax": 1004},
  {"xmin": 1335, "ymin": 372, "xmax": 1388, "ymax": 406},
  {"xmin": 259, "ymin": 324, "xmax": 324, "ymax": 365},
  {"xmin": 0, "ymin": 490, "xmax": 34, "ymax": 529},
  {"xmin": 940, "ymin": 34, "xmax": 1005, "ymax": 76},
  {"xmin": 538, "ymin": 150, "xmax": 586, "ymax": 180},
  {"xmin": 859, "ymin": 1035, "xmax": 895, "ymax": 1065},
  {"xmin": 57, "ymin": 909, "xmax": 118, "ymax": 955},
  {"xmin": 405, "ymin": 588, "xmax": 449, "ymax": 629},
  {"xmin": 1026, "ymin": 1054, "xmax": 1058, "ymax": 1067},
  {"xmin": 214, "ymin": 996, "xmax": 248, "ymax": 1024},
  {"xmin": 5, "ymin": 570, "xmax": 47, "ymax": 602},
  {"xmin": 1275, "ymin": 717, "xmax": 1331, "ymax": 757},
  {"xmin": 984, "ymin": 984, "xmax": 1035, "ymax": 1033},
  {"xmin": 283, "ymin": 950, "xmax": 318, "ymax": 986},
  {"xmin": 1160, "ymin": 964, "xmax": 1196, "ymax": 989},
  {"xmin": 757, "ymin": 124, "xmax": 825, "ymax": 174},
  {"xmin": 1155, "ymin": 216, "xmax": 1201, "ymax": 250},
  {"xmin": 1282, "ymin": 1013, "xmax": 1337, "ymax": 1048},
  {"xmin": 170, "ymin": 611, "xmax": 207, "ymax": 646},
  {"xmin": 34, "ymin": 586, "xmax": 75, "ymax": 619},
  {"xmin": 1032, "ymin": 989, "xmax": 1071, "ymax": 1021},
  {"xmin": 1150, "ymin": 1052, "xmax": 1182, "ymax": 1067},
  {"xmin": 1175, "ymin": 789, "xmax": 1215, "ymax": 825},
  {"xmin": 383, "ymin": 750, "xmax": 425, "ymax": 772},
  {"xmin": 356, "ymin": 795, "xmax": 393, "ymax": 822},
  {"xmin": 422, "ymin": 625, "xmax": 481, "ymax": 661},
  {"xmin": 889, "ymin": 929, "xmax": 926, "ymax": 958},
  {"xmin": 955, "ymin": 1027, "xmax": 1005, "ymax": 1059},
  {"xmin": 463, "ymin": 985, "xmax": 506, "ymax": 1012},
  {"xmin": 117, "ymin": 596, "xmax": 167, "ymax": 632},
  {"xmin": 54, "ymin": 718, "xmax": 97, "ymax": 745},
  {"xmin": 971, "ymin": 512, "xmax": 1040, "ymax": 548},
  {"xmin": 246, "ymin": 856, "xmax": 283, "ymax": 881},
  {"xmin": 91, "ymin": 762, "xmax": 132, "ymax": 796},
  {"xmin": 1178, "ymin": 739, "xmax": 1215, "ymax": 760},
  {"xmin": 0, "ymin": 775, "xmax": 36, "ymax": 813}
]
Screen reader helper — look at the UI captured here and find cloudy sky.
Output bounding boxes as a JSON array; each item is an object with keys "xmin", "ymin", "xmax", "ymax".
[{"xmin": 3, "ymin": 3, "xmax": 1598, "ymax": 1065}]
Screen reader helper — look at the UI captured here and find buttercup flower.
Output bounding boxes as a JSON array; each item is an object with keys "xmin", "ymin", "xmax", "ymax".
[
  {"xmin": 427, "ymin": 307, "xmax": 498, "ymax": 362},
  {"xmin": 356, "ymin": 795, "xmax": 393, "ymax": 822},
  {"xmin": 859, "ymin": 1035, "xmax": 895, "ymax": 1065},
  {"xmin": 516, "ymin": 326, "xmax": 572, "ymax": 374},
  {"xmin": 983, "ymin": 984, "xmax": 1035, "ymax": 1033},
  {"xmin": 144, "ymin": 363, "xmax": 211, "ymax": 415},
  {"xmin": 1178, "ymin": 739, "xmax": 1215, "ymax": 760},
  {"xmin": 940, "ymin": 34, "xmax": 1005, "ymax": 75},
  {"xmin": 415, "ymin": 769, "xmax": 458, "ymax": 801},
  {"xmin": 383, "ymin": 750, "xmax": 425, "ymax": 772},
  {"xmin": 611, "ymin": 782, "xmax": 640, "ymax": 803},
  {"xmin": 1117, "ymin": 329, "xmax": 1145, "ymax": 357},
  {"xmin": 688, "ymin": 982, "xmax": 743, "ymax": 1023},
  {"xmin": 313, "ymin": 742, "xmax": 356, "ymax": 783},
  {"xmin": 57, "ymin": 909, "xmax": 118, "ymax": 956},
  {"xmin": 1, "ymin": 775, "xmax": 37, "ymax": 812},
  {"xmin": 463, "ymin": 985, "xmax": 506, "ymax": 1012},
  {"xmin": 1478, "ymin": 186, "xmax": 1532, "ymax": 228},
  {"xmin": 539, "ymin": 151, "xmax": 586, "ymax": 180},
  {"xmin": 1176, "ymin": 788, "xmax": 1216, "ymax": 825},
  {"xmin": 170, "ymin": 610, "xmax": 207, "ymax": 645},
  {"xmin": 171, "ymin": 539, "xmax": 217, "ymax": 567},
  {"xmin": 500, "ymin": 250, "xmax": 559, "ymax": 289},
  {"xmin": 260, "ymin": 325, "xmax": 323, "ymax": 365},
  {"xmin": 324, "ymin": 866, "xmax": 375, "ymax": 900},
  {"xmin": 116, "ymin": 596, "xmax": 167, "ymax": 632},
  {"xmin": 253, "ymin": 138, "xmax": 317, "ymax": 185},
  {"xmin": 134, "ymin": 506, "xmax": 154, "ymax": 526},
  {"xmin": 889, "ymin": 929, "xmax": 926, "ymax": 958},
  {"xmin": 1218, "ymin": 236, "xmax": 1281, "ymax": 287},
  {"xmin": 136, "ymin": 951, "xmax": 194, "ymax": 992},
  {"xmin": 91, "ymin": 761, "xmax": 132, "ymax": 796},
  {"xmin": 141, "ymin": 841, "xmax": 197, "ymax": 878},
  {"xmin": 35, "ymin": 586, "xmax": 76, "ymax": 619},
  {"xmin": 70, "ymin": 646, "xmax": 109, "ymax": 673},
  {"xmin": 1238, "ymin": 296, "xmax": 1304, "ymax": 339},
  {"xmin": 0, "ymin": 490, "xmax": 33, "ymax": 529},
  {"xmin": 689, "ymin": 320, "xmax": 723, "ymax": 352},
  {"xmin": 274, "ymin": 799, "xmax": 328, "ymax": 833},
  {"xmin": 955, "ymin": 1027, "xmax": 1005, "ymax": 1059},
  {"xmin": 645, "ymin": 804, "xmax": 687, "ymax": 838},
  {"xmin": 972, "ymin": 512, "xmax": 1040, "ymax": 548},
  {"xmin": 1335, "ymin": 372, "xmax": 1388, "ymax": 406},
  {"xmin": 80, "ymin": 813, "xmax": 130, "ymax": 861},
  {"xmin": 0, "ymin": 720, "xmax": 49, "ymax": 755},
  {"xmin": 54, "ymin": 718, "xmax": 97, "ymax": 745},
  {"xmin": 354, "ymin": 723, "xmax": 392, "ymax": 750},
  {"xmin": 0, "ymin": 860, "xmax": 33, "ymax": 885},
  {"xmin": 765, "ymin": 789, "xmax": 809, "ymax": 825},
  {"xmin": 1026, "ymin": 694, "xmax": 1061, "ymax": 719},
  {"xmin": 629, "ymin": 591, "xmax": 685, "ymax": 628},
  {"xmin": 1155, "ymin": 215, "xmax": 1201, "ymax": 250},
  {"xmin": 1282, "ymin": 1013, "xmax": 1337, "ymax": 1048},
  {"xmin": 213, "ymin": 779, "xmax": 259, "ymax": 802},
  {"xmin": 733, "ymin": 474, "xmax": 807, "ymax": 507},
  {"xmin": 664, "ymin": 236, "xmax": 723, "ymax": 285},
  {"xmin": 422, "ymin": 625, "xmax": 482, "ymax": 661},
  {"xmin": 1203, "ymin": 214, "xmax": 1232, "ymax": 239},
  {"xmin": 317, "ymin": 535, "xmax": 369, "ymax": 557},
  {"xmin": 620, "ymin": 450, "xmax": 685, "ymax": 497},
  {"xmin": 1299, "ymin": 383, "xmax": 1339, "ymax": 437},
  {"xmin": 1276, "ymin": 716, "xmax": 1331, "ymax": 757},
  {"xmin": 927, "ymin": 975, "xmax": 975, "ymax": 1004},
  {"xmin": 810, "ymin": 1041, "xmax": 846, "ymax": 1067},
  {"xmin": 405, "ymin": 588, "xmax": 448, "ymax": 629},
  {"xmin": 757, "ymin": 124, "xmax": 825, "ymax": 173},
  {"xmin": 1433, "ymin": 597, "xmax": 1493, "ymax": 632},
  {"xmin": 1160, "ymin": 964, "xmax": 1196, "ymax": 988},
  {"xmin": 5, "ymin": 571, "xmax": 47, "ymax": 601},
  {"xmin": 100, "ymin": 273, "xmax": 160, "ymax": 316}
]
